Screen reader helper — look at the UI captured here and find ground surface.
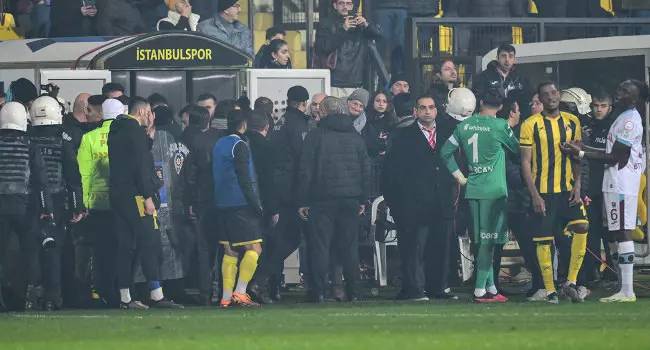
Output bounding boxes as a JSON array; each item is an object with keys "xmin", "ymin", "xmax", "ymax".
[{"xmin": 1, "ymin": 295, "xmax": 649, "ymax": 350}]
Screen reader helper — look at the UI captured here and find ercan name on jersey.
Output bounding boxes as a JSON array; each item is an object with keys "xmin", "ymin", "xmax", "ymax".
[{"xmin": 470, "ymin": 165, "xmax": 494, "ymax": 174}]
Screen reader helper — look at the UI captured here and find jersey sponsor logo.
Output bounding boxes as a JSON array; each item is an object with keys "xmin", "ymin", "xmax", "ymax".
[
  {"xmin": 463, "ymin": 124, "xmax": 491, "ymax": 132},
  {"xmin": 480, "ymin": 232, "xmax": 499, "ymax": 240},
  {"xmin": 624, "ymin": 121, "xmax": 634, "ymax": 130}
]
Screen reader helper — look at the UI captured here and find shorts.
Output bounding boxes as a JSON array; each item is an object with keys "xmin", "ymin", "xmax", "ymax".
[
  {"xmin": 217, "ymin": 206, "xmax": 263, "ymax": 247},
  {"xmin": 468, "ymin": 198, "xmax": 509, "ymax": 244},
  {"xmin": 530, "ymin": 192, "xmax": 588, "ymax": 241},
  {"xmin": 603, "ymin": 192, "xmax": 638, "ymax": 232}
]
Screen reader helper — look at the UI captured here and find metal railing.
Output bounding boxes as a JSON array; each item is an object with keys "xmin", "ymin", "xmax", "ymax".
[{"xmin": 406, "ymin": 17, "xmax": 650, "ymax": 94}]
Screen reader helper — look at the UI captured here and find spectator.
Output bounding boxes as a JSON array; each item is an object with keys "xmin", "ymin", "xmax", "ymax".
[
  {"xmin": 197, "ymin": 0, "xmax": 253, "ymax": 57},
  {"xmin": 178, "ymin": 104, "xmax": 191, "ymax": 130},
  {"xmin": 51, "ymin": 0, "xmax": 97, "ymax": 37},
  {"xmin": 253, "ymin": 96, "xmax": 276, "ymax": 131},
  {"xmin": 530, "ymin": 93, "xmax": 543, "ymax": 115},
  {"xmin": 297, "ymin": 96, "xmax": 370, "ymax": 302},
  {"xmin": 383, "ymin": 95, "xmax": 455, "ymax": 301},
  {"xmin": 309, "ymin": 92, "xmax": 328, "ymax": 124},
  {"xmin": 102, "ymin": 83, "xmax": 125, "ymax": 99},
  {"xmin": 409, "ymin": 0, "xmax": 441, "ymax": 61},
  {"xmin": 348, "ymin": 88, "xmax": 382, "ymax": 157},
  {"xmin": 96, "ymin": 0, "xmax": 146, "ymax": 36},
  {"xmin": 157, "ymin": 0, "xmax": 200, "ymax": 31},
  {"xmin": 0, "ymin": 9, "xmax": 21, "ymax": 40},
  {"xmin": 236, "ymin": 96, "xmax": 251, "ymax": 112},
  {"xmin": 473, "ymin": 43, "xmax": 532, "ymax": 119},
  {"xmin": 373, "ymin": 0, "xmax": 409, "ymax": 75},
  {"xmin": 254, "ymin": 26, "xmax": 286, "ymax": 68},
  {"xmin": 29, "ymin": 0, "xmax": 51, "ymax": 38},
  {"xmin": 388, "ymin": 73, "xmax": 410, "ymax": 97},
  {"xmin": 314, "ymin": 0, "xmax": 381, "ymax": 97},
  {"xmin": 254, "ymin": 39, "xmax": 292, "ymax": 69},
  {"xmin": 391, "ymin": 92, "xmax": 415, "ymax": 129},
  {"xmin": 429, "ymin": 58, "xmax": 459, "ymax": 111},
  {"xmin": 9, "ymin": 78, "xmax": 38, "ymax": 107},
  {"xmin": 366, "ymin": 91, "xmax": 396, "ymax": 135},
  {"xmin": 465, "ymin": 0, "xmax": 528, "ymax": 54}
]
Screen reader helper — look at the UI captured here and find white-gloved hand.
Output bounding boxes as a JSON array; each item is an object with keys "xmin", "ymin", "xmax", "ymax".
[{"xmin": 452, "ymin": 170, "xmax": 467, "ymax": 186}]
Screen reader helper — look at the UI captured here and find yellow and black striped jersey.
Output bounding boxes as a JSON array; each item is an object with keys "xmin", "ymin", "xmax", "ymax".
[{"xmin": 520, "ymin": 112, "xmax": 582, "ymax": 194}]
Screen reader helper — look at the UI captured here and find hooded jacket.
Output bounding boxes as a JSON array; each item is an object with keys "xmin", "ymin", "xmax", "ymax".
[
  {"xmin": 297, "ymin": 114, "xmax": 370, "ymax": 206},
  {"xmin": 197, "ymin": 14, "xmax": 253, "ymax": 56}
]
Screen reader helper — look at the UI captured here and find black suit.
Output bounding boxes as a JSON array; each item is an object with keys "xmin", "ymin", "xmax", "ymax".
[{"xmin": 383, "ymin": 121, "xmax": 455, "ymax": 298}]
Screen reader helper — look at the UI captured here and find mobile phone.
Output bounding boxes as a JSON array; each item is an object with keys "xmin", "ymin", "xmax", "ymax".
[{"xmin": 82, "ymin": 0, "xmax": 96, "ymax": 7}]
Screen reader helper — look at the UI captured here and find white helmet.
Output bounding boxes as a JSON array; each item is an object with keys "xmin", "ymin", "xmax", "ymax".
[
  {"xmin": 30, "ymin": 96, "xmax": 63, "ymax": 126},
  {"xmin": 0, "ymin": 102, "xmax": 28, "ymax": 131},
  {"xmin": 446, "ymin": 87, "xmax": 476, "ymax": 121},
  {"xmin": 561, "ymin": 87, "xmax": 592, "ymax": 115}
]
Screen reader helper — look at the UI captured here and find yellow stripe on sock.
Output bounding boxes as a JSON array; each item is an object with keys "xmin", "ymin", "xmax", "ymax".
[
  {"xmin": 238, "ymin": 250, "xmax": 260, "ymax": 284},
  {"xmin": 222, "ymin": 255, "xmax": 238, "ymax": 294}
]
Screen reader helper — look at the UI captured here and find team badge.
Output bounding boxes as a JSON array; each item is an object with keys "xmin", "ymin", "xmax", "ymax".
[{"xmin": 168, "ymin": 142, "xmax": 190, "ymax": 175}]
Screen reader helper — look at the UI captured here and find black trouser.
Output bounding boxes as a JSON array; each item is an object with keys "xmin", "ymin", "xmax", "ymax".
[
  {"xmin": 112, "ymin": 196, "xmax": 162, "ymax": 289},
  {"xmin": 425, "ymin": 219, "xmax": 453, "ymax": 296},
  {"xmin": 308, "ymin": 198, "xmax": 360, "ymax": 297},
  {"xmin": 34, "ymin": 193, "xmax": 67, "ymax": 305},
  {"xmin": 396, "ymin": 222, "xmax": 429, "ymax": 298},
  {"xmin": 0, "ymin": 213, "xmax": 40, "ymax": 289},
  {"xmin": 254, "ymin": 205, "xmax": 306, "ymax": 287},
  {"xmin": 506, "ymin": 211, "xmax": 544, "ymax": 291},
  {"xmin": 180, "ymin": 209, "xmax": 213, "ymax": 299},
  {"xmin": 87, "ymin": 210, "xmax": 118, "ymax": 304}
]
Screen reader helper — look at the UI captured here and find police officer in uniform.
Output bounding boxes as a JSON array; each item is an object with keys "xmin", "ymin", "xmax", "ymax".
[
  {"xmin": 0, "ymin": 102, "xmax": 52, "ymax": 311},
  {"xmin": 29, "ymin": 95, "xmax": 80, "ymax": 310}
]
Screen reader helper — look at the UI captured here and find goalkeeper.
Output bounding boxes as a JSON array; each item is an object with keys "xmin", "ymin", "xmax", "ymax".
[{"xmin": 440, "ymin": 88, "xmax": 520, "ymax": 302}]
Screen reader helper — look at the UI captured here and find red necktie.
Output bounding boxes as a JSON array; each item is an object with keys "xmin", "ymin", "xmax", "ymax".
[{"xmin": 426, "ymin": 127, "xmax": 436, "ymax": 150}]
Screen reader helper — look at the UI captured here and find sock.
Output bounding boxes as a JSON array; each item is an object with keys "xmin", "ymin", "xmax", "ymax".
[
  {"xmin": 608, "ymin": 241, "xmax": 621, "ymax": 288},
  {"xmin": 567, "ymin": 232, "xmax": 588, "ymax": 284},
  {"xmin": 536, "ymin": 240, "xmax": 556, "ymax": 293},
  {"xmin": 235, "ymin": 250, "xmax": 260, "ymax": 294},
  {"xmin": 475, "ymin": 243, "xmax": 495, "ymax": 292},
  {"xmin": 618, "ymin": 241, "xmax": 635, "ymax": 297},
  {"xmin": 474, "ymin": 288, "xmax": 486, "ymax": 298},
  {"xmin": 149, "ymin": 281, "xmax": 164, "ymax": 301},
  {"xmin": 486, "ymin": 264, "xmax": 495, "ymax": 292},
  {"xmin": 487, "ymin": 285, "xmax": 498, "ymax": 295},
  {"xmin": 221, "ymin": 255, "xmax": 238, "ymax": 301},
  {"xmin": 119, "ymin": 288, "xmax": 131, "ymax": 304}
]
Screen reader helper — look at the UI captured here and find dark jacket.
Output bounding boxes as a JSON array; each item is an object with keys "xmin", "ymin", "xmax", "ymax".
[
  {"xmin": 96, "ymin": 0, "xmax": 146, "ymax": 36},
  {"xmin": 383, "ymin": 120, "xmax": 455, "ymax": 226},
  {"xmin": 297, "ymin": 114, "xmax": 370, "ymax": 206},
  {"xmin": 271, "ymin": 106, "xmax": 310, "ymax": 206},
  {"xmin": 62, "ymin": 114, "xmax": 100, "ymax": 211},
  {"xmin": 582, "ymin": 115, "xmax": 614, "ymax": 198},
  {"xmin": 473, "ymin": 60, "xmax": 532, "ymax": 118},
  {"xmin": 184, "ymin": 128, "xmax": 223, "ymax": 212},
  {"xmin": 212, "ymin": 134, "xmax": 261, "ymax": 212},
  {"xmin": 315, "ymin": 14, "xmax": 381, "ymax": 88},
  {"xmin": 246, "ymin": 130, "xmax": 279, "ymax": 216},
  {"xmin": 408, "ymin": 0, "xmax": 439, "ymax": 15},
  {"xmin": 51, "ymin": 0, "xmax": 97, "ymax": 37},
  {"xmin": 108, "ymin": 115, "xmax": 156, "ymax": 200},
  {"xmin": 429, "ymin": 82, "xmax": 452, "ymax": 113},
  {"xmin": 375, "ymin": 0, "xmax": 409, "ymax": 9}
]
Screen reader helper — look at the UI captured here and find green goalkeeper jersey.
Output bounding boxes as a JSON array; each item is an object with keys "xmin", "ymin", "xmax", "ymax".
[{"xmin": 440, "ymin": 114, "xmax": 519, "ymax": 199}]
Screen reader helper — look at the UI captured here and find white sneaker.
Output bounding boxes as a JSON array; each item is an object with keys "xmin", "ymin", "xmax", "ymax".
[
  {"xmin": 526, "ymin": 289, "xmax": 548, "ymax": 302},
  {"xmin": 577, "ymin": 286, "xmax": 591, "ymax": 300},
  {"xmin": 599, "ymin": 292, "xmax": 636, "ymax": 303}
]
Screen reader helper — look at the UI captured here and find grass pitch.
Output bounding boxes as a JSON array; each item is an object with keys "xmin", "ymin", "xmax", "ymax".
[{"xmin": 1, "ymin": 297, "xmax": 649, "ymax": 350}]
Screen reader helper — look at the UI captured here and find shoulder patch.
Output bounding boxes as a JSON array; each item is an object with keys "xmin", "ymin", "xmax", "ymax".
[{"xmin": 62, "ymin": 132, "xmax": 72, "ymax": 142}]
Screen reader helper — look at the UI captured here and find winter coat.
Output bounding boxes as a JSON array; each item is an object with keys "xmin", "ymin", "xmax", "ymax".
[
  {"xmin": 473, "ymin": 60, "xmax": 532, "ymax": 118},
  {"xmin": 271, "ymin": 106, "xmax": 311, "ymax": 206},
  {"xmin": 62, "ymin": 113, "xmax": 100, "ymax": 211},
  {"xmin": 246, "ymin": 130, "xmax": 279, "ymax": 216},
  {"xmin": 315, "ymin": 14, "xmax": 381, "ymax": 88},
  {"xmin": 297, "ymin": 114, "xmax": 371, "ymax": 206},
  {"xmin": 582, "ymin": 115, "xmax": 614, "ymax": 198},
  {"xmin": 197, "ymin": 14, "xmax": 253, "ymax": 56},
  {"xmin": 183, "ymin": 128, "xmax": 223, "ymax": 212},
  {"xmin": 96, "ymin": 0, "xmax": 145, "ymax": 36}
]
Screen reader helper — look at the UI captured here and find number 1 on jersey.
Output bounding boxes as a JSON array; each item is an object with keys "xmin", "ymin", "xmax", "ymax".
[{"xmin": 468, "ymin": 133, "xmax": 479, "ymax": 163}]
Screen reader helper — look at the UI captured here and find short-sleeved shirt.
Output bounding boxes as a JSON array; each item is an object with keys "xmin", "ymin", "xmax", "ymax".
[
  {"xmin": 519, "ymin": 112, "xmax": 581, "ymax": 194},
  {"xmin": 602, "ymin": 108, "xmax": 646, "ymax": 195}
]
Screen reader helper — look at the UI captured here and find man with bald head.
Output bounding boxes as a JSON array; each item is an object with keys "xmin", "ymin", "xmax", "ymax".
[{"xmin": 309, "ymin": 93, "xmax": 328, "ymax": 122}]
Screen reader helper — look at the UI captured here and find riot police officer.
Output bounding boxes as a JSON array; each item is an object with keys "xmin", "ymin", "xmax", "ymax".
[
  {"xmin": 28, "ymin": 95, "xmax": 76, "ymax": 310},
  {"xmin": 0, "ymin": 101, "xmax": 52, "ymax": 311}
]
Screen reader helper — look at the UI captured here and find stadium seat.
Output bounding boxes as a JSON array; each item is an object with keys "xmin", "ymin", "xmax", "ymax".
[
  {"xmin": 290, "ymin": 51, "xmax": 307, "ymax": 69},
  {"xmin": 285, "ymin": 31, "xmax": 303, "ymax": 52},
  {"xmin": 254, "ymin": 13, "xmax": 273, "ymax": 31},
  {"xmin": 254, "ymin": 30, "xmax": 266, "ymax": 52}
]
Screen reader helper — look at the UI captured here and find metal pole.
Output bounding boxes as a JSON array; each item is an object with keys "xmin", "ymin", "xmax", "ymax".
[
  {"xmin": 249, "ymin": 0, "xmax": 255, "ymax": 57},
  {"xmin": 306, "ymin": 0, "xmax": 314, "ymax": 68}
]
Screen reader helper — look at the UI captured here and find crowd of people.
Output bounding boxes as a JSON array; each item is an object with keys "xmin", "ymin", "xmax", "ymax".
[{"xmin": 0, "ymin": 38, "xmax": 648, "ymax": 311}]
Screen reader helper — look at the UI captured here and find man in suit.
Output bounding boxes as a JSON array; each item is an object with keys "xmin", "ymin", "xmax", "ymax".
[{"xmin": 383, "ymin": 95, "xmax": 456, "ymax": 301}]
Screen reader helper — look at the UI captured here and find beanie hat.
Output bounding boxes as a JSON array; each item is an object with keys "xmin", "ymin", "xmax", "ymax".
[
  {"xmin": 347, "ymin": 88, "xmax": 369, "ymax": 107},
  {"xmin": 389, "ymin": 73, "xmax": 409, "ymax": 90},
  {"xmin": 218, "ymin": 0, "xmax": 238, "ymax": 12},
  {"xmin": 102, "ymin": 99, "xmax": 124, "ymax": 120},
  {"xmin": 287, "ymin": 85, "xmax": 309, "ymax": 103}
]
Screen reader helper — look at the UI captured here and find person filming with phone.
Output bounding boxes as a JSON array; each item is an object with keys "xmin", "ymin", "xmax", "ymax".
[{"xmin": 314, "ymin": 0, "xmax": 381, "ymax": 98}]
